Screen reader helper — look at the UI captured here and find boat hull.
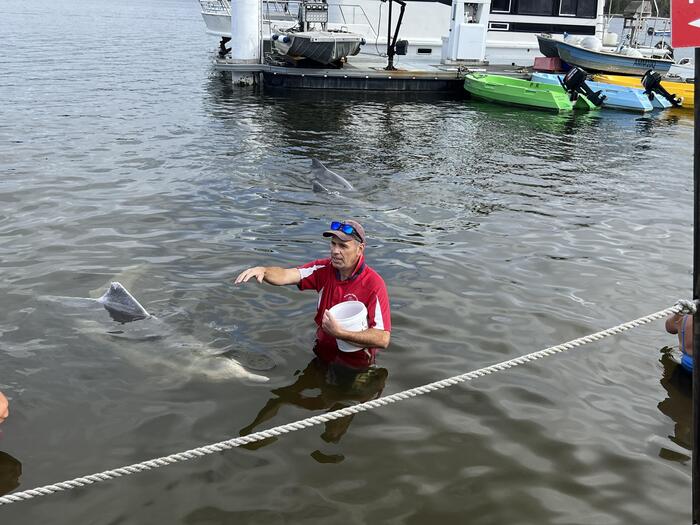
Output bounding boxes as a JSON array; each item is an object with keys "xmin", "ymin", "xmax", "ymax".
[
  {"xmin": 556, "ymin": 40, "xmax": 674, "ymax": 76},
  {"xmin": 668, "ymin": 61, "xmax": 694, "ymax": 82},
  {"xmin": 531, "ymin": 72, "xmax": 653, "ymax": 112},
  {"xmin": 593, "ymin": 74, "xmax": 693, "ymax": 108},
  {"xmin": 536, "ymin": 34, "xmax": 560, "ymax": 58},
  {"xmin": 463, "ymin": 73, "xmax": 595, "ymax": 112},
  {"xmin": 273, "ymin": 31, "xmax": 364, "ymax": 65}
]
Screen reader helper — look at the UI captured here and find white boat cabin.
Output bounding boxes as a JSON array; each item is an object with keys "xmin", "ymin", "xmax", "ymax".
[{"xmin": 200, "ymin": 0, "xmax": 606, "ymax": 66}]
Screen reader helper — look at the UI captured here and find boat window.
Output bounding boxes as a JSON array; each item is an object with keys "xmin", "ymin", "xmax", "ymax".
[
  {"xmin": 516, "ymin": 0, "xmax": 553, "ymax": 16},
  {"xmin": 559, "ymin": 0, "xmax": 577, "ymax": 15},
  {"xmin": 559, "ymin": 0, "xmax": 596, "ymax": 17},
  {"xmin": 490, "ymin": 0, "xmax": 511, "ymax": 13},
  {"xmin": 488, "ymin": 22, "xmax": 510, "ymax": 30},
  {"xmin": 575, "ymin": 0, "xmax": 596, "ymax": 17}
]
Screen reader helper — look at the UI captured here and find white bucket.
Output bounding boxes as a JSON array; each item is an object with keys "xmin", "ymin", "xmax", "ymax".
[{"xmin": 329, "ymin": 301, "xmax": 368, "ymax": 352}]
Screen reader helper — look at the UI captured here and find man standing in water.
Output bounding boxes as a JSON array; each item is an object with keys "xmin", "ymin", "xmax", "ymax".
[{"xmin": 235, "ymin": 220, "xmax": 391, "ymax": 369}]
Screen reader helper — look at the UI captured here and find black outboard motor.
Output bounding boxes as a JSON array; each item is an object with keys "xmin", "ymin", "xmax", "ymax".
[
  {"xmin": 641, "ymin": 69, "xmax": 682, "ymax": 107},
  {"xmin": 559, "ymin": 67, "xmax": 606, "ymax": 107}
]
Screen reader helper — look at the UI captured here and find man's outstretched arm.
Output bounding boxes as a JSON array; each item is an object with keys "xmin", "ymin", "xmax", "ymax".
[{"xmin": 235, "ymin": 266, "xmax": 301, "ymax": 286}]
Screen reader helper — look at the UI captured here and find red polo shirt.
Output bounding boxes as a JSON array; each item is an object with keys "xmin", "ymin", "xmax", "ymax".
[{"xmin": 297, "ymin": 254, "xmax": 391, "ymax": 368}]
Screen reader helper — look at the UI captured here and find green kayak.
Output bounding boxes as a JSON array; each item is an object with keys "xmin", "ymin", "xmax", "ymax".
[{"xmin": 463, "ymin": 73, "xmax": 597, "ymax": 112}]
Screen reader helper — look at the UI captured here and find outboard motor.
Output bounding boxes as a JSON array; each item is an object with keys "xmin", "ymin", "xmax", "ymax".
[
  {"xmin": 641, "ymin": 69, "xmax": 682, "ymax": 107},
  {"xmin": 559, "ymin": 67, "xmax": 606, "ymax": 107}
]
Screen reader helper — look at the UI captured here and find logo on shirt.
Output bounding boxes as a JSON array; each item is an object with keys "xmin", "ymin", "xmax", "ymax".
[{"xmin": 343, "ymin": 293, "xmax": 359, "ymax": 302}]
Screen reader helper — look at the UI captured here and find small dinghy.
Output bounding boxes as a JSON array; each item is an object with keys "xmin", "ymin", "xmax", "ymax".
[
  {"xmin": 272, "ymin": 30, "xmax": 364, "ymax": 67},
  {"xmin": 593, "ymin": 73, "xmax": 692, "ymax": 109},
  {"xmin": 531, "ymin": 72, "xmax": 653, "ymax": 112},
  {"xmin": 463, "ymin": 73, "xmax": 597, "ymax": 112},
  {"xmin": 269, "ymin": 0, "xmax": 365, "ymax": 68}
]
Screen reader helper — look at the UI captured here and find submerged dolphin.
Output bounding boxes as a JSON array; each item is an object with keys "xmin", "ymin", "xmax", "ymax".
[
  {"xmin": 311, "ymin": 158, "xmax": 354, "ymax": 192},
  {"xmin": 44, "ymin": 282, "xmax": 270, "ymax": 384},
  {"xmin": 306, "ymin": 159, "xmax": 420, "ymax": 233}
]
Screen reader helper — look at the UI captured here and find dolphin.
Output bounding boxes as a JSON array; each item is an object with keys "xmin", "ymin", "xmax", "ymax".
[
  {"xmin": 310, "ymin": 158, "xmax": 354, "ymax": 192},
  {"xmin": 306, "ymin": 159, "xmax": 420, "ymax": 235},
  {"xmin": 307, "ymin": 159, "xmax": 419, "ymax": 230},
  {"xmin": 42, "ymin": 282, "xmax": 270, "ymax": 384}
]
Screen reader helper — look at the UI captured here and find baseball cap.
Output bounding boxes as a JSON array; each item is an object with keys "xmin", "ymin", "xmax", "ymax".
[{"xmin": 323, "ymin": 219, "xmax": 366, "ymax": 244}]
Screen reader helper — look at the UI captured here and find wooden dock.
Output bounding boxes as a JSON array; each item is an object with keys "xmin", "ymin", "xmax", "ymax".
[{"xmin": 213, "ymin": 55, "xmax": 529, "ymax": 93}]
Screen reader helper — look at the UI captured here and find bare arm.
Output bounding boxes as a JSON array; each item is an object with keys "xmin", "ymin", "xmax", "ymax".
[
  {"xmin": 666, "ymin": 313, "xmax": 682, "ymax": 335},
  {"xmin": 322, "ymin": 310, "xmax": 391, "ymax": 349},
  {"xmin": 340, "ymin": 327, "xmax": 391, "ymax": 349},
  {"xmin": 235, "ymin": 266, "xmax": 301, "ymax": 286},
  {"xmin": 0, "ymin": 391, "xmax": 8, "ymax": 424}
]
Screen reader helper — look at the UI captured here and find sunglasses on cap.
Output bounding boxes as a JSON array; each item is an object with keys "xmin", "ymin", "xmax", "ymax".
[{"xmin": 330, "ymin": 221, "xmax": 363, "ymax": 242}]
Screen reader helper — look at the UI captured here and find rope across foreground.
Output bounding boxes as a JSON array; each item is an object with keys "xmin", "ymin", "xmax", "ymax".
[{"xmin": 1, "ymin": 300, "xmax": 696, "ymax": 506}]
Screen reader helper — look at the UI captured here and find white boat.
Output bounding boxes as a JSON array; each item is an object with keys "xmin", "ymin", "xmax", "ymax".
[
  {"xmin": 554, "ymin": 38, "xmax": 674, "ymax": 76},
  {"xmin": 668, "ymin": 58, "xmax": 695, "ymax": 82},
  {"xmin": 200, "ymin": 0, "xmax": 607, "ymax": 66}
]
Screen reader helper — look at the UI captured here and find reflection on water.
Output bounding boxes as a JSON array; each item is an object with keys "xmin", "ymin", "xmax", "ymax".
[
  {"xmin": 240, "ymin": 358, "xmax": 388, "ymax": 463},
  {"xmin": 0, "ymin": 451, "xmax": 22, "ymax": 496},
  {"xmin": 657, "ymin": 347, "xmax": 692, "ymax": 462}
]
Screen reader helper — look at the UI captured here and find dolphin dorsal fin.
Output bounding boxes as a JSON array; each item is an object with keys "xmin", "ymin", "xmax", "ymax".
[{"xmin": 98, "ymin": 282, "xmax": 151, "ymax": 322}]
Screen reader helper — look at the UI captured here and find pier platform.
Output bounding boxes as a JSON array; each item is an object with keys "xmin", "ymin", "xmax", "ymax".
[{"xmin": 213, "ymin": 55, "xmax": 529, "ymax": 93}]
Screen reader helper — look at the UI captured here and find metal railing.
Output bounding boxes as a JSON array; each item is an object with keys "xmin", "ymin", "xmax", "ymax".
[
  {"xmin": 200, "ymin": 0, "xmax": 230, "ymax": 15},
  {"xmin": 199, "ymin": 0, "xmax": 378, "ymax": 40}
]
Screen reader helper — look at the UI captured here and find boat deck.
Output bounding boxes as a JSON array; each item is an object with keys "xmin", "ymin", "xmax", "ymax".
[{"xmin": 213, "ymin": 54, "xmax": 529, "ymax": 93}]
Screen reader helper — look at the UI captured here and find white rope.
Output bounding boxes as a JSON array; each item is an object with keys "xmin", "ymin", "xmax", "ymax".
[{"xmin": 1, "ymin": 300, "xmax": 696, "ymax": 506}]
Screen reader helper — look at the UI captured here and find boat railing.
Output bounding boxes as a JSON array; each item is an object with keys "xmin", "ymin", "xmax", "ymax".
[
  {"xmin": 263, "ymin": 0, "xmax": 299, "ymax": 23},
  {"xmin": 200, "ymin": 0, "xmax": 378, "ymax": 40},
  {"xmin": 333, "ymin": 4, "xmax": 378, "ymax": 39},
  {"xmin": 602, "ymin": 12, "xmax": 673, "ymax": 60},
  {"xmin": 199, "ymin": 0, "xmax": 296, "ymax": 19},
  {"xmin": 200, "ymin": 0, "xmax": 230, "ymax": 16},
  {"xmin": 640, "ymin": 16, "xmax": 671, "ymax": 48}
]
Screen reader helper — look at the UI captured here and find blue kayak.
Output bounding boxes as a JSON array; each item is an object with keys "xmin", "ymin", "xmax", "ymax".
[{"xmin": 531, "ymin": 72, "xmax": 654, "ymax": 113}]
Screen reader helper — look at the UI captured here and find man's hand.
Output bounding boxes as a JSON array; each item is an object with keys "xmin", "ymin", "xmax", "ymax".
[
  {"xmin": 235, "ymin": 267, "xmax": 266, "ymax": 284},
  {"xmin": 234, "ymin": 266, "xmax": 301, "ymax": 286},
  {"xmin": 0, "ymin": 392, "xmax": 9, "ymax": 424},
  {"xmin": 322, "ymin": 309, "xmax": 345, "ymax": 338}
]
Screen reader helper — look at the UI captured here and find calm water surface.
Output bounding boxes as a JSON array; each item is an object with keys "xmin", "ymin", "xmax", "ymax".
[{"xmin": 0, "ymin": 1, "xmax": 695, "ymax": 523}]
